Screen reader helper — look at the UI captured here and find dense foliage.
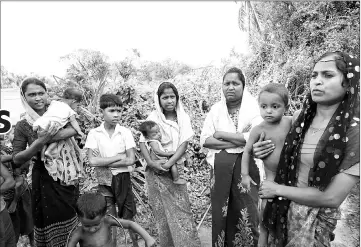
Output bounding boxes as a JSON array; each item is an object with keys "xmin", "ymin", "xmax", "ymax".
[{"xmin": 3, "ymin": 2, "xmax": 359, "ymax": 245}]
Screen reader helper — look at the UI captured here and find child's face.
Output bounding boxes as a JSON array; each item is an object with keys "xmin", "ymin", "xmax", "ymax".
[
  {"xmin": 259, "ymin": 92, "xmax": 286, "ymax": 123},
  {"xmin": 79, "ymin": 215, "xmax": 104, "ymax": 233},
  {"xmin": 101, "ymin": 106, "xmax": 121, "ymax": 126},
  {"xmin": 70, "ymin": 100, "xmax": 80, "ymax": 111},
  {"xmin": 147, "ymin": 125, "xmax": 162, "ymax": 141},
  {"xmin": 0, "ymin": 127, "xmax": 13, "ymax": 145}
]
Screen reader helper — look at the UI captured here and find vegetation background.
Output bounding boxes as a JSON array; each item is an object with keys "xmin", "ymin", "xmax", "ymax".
[{"xmin": 1, "ymin": 2, "xmax": 359, "ymax": 246}]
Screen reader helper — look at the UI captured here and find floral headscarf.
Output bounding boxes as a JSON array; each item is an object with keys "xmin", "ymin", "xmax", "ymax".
[{"xmin": 263, "ymin": 52, "xmax": 360, "ymax": 246}]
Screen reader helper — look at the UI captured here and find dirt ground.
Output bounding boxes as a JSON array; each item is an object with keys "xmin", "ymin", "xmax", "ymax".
[{"xmin": 16, "ymin": 183, "xmax": 359, "ymax": 247}]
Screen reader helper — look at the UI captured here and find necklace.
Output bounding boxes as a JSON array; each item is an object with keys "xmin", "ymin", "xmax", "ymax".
[{"xmin": 309, "ymin": 126, "xmax": 325, "ymax": 136}]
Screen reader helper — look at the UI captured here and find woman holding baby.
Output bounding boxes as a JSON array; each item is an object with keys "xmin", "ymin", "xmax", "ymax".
[
  {"xmin": 255, "ymin": 51, "xmax": 360, "ymax": 246},
  {"xmin": 139, "ymin": 82, "xmax": 201, "ymax": 247},
  {"xmin": 12, "ymin": 78, "xmax": 82, "ymax": 247}
]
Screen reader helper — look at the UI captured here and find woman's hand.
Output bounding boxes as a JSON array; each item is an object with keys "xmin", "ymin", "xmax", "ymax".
[
  {"xmin": 259, "ymin": 180, "xmax": 280, "ymax": 199},
  {"xmin": 149, "ymin": 159, "xmax": 168, "ymax": 172},
  {"xmin": 37, "ymin": 122, "xmax": 59, "ymax": 144},
  {"xmin": 252, "ymin": 132, "xmax": 275, "ymax": 159},
  {"xmin": 241, "ymin": 174, "xmax": 257, "ymax": 191}
]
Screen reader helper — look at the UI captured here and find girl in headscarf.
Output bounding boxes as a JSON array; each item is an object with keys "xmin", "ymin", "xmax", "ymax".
[
  {"xmin": 12, "ymin": 78, "xmax": 80, "ymax": 247},
  {"xmin": 200, "ymin": 67, "xmax": 263, "ymax": 247},
  {"xmin": 139, "ymin": 82, "xmax": 201, "ymax": 247},
  {"xmin": 256, "ymin": 51, "xmax": 360, "ymax": 246}
]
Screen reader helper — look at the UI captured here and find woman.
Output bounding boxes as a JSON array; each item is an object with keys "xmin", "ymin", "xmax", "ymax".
[
  {"xmin": 255, "ymin": 52, "xmax": 360, "ymax": 246},
  {"xmin": 1, "ymin": 129, "xmax": 33, "ymax": 246},
  {"xmin": 139, "ymin": 82, "xmax": 201, "ymax": 247},
  {"xmin": 200, "ymin": 67, "xmax": 263, "ymax": 247},
  {"xmin": 12, "ymin": 78, "xmax": 80, "ymax": 247},
  {"xmin": 0, "ymin": 162, "xmax": 17, "ymax": 247}
]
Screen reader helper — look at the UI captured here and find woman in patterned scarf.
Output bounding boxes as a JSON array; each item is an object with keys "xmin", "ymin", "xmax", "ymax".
[{"xmin": 255, "ymin": 51, "xmax": 359, "ymax": 246}]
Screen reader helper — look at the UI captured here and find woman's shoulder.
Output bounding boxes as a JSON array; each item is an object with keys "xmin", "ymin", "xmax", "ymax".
[
  {"xmin": 14, "ymin": 119, "xmax": 35, "ymax": 139},
  {"xmin": 205, "ymin": 101, "xmax": 222, "ymax": 116},
  {"xmin": 346, "ymin": 119, "xmax": 359, "ymax": 141},
  {"xmin": 14, "ymin": 119, "xmax": 31, "ymax": 131},
  {"xmin": 292, "ymin": 110, "xmax": 302, "ymax": 122},
  {"xmin": 146, "ymin": 111, "xmax": 158, "ymax": 121}
]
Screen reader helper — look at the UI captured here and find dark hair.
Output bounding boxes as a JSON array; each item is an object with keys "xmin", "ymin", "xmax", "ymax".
[
  {"xmin": 157, "ymin": 82, "xmax": 179, "ymax": 106},
  {"xmin": 63, "ymin": 88, "xmax": 83, "ymax": 102},
  {"xmin": 75, "ymin": 193, "xmax": 107, "ymax": 220},
  {"xmin": 21, "ymin": 77, "xmax": 47, "ymax": 94},
  {"xmin": 316, "ymin": 51, "xmax": 348, "ymax": 87},
  {"xmin": 222, "ymin": 67, "xmax": 245, "ymax": 88},
  {"xmin": 258, "ymin": 83, "xmax": 289, "ymax": 106},
  {"xmin": 139, "ymin": 121, "xmax": 157, "ymax": 137},
  {"xmin": 99, "ymin": 94, "xmax": 122, "ymax": 110}
]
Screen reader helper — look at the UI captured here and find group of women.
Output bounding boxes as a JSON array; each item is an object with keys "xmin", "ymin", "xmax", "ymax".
[{"xmin": 6, "ymin": 51, "xmax": 360, "ymax": 247}]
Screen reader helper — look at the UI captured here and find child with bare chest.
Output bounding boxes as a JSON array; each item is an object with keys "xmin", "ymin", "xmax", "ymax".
[
  {"xmin": 67, "ymin": 193, "xmax": 155, "ymax": 247},
  {"xmin": 241, "ymin": 83, "xmax": 292, "ymax": 247}
]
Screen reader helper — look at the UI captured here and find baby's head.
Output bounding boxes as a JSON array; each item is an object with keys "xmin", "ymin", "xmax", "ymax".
[
  {"xmin": 75, "ymin": 193, "xmax": 107, "ymax": 233},
  {"xmin": 63, "ymin": 88, "xmax": 83, "ymax": 110},
  {"xmin": 258, "ymin": 83, "xmax": 289, "ymax": 123},
  {"xmin": 0, "ymin": 125, "xmax": 14, "ymax": 146},
  {"xmin": 139, "ymin": 121, "xmax": 162, "ymax": 141}
]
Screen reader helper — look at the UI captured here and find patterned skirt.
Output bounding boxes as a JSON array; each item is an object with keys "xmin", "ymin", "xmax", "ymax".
[
  {"xmin": 32, "ymin": 160, "xmax": 79, "ymax": 247},
  {"xmin": 280, "ymin": 202, "xmax": 339, "ymax": 247},
  {"xmin": 145, "ymin": 163, "xmax": 201, "ymax": 247},
  {"xmin": 211, "ymin": 151, "xmax": 260, "ymax": 247}
]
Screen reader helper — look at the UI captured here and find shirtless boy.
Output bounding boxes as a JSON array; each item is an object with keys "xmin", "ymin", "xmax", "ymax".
[
  {"xmin": 241, "ymin": 83, "xmax": 292, "ymax": 247},
  {"xmin": 67, "ymin": 193, "xmax": 155, "ymax": 247}
]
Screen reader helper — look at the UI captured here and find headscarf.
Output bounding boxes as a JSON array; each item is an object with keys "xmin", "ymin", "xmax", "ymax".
[
  {"xmin": 200, "ymin": 79, "xmax": 261, "ymax": 168},
  {"xmin": 142, "ymin": 83, "xmax": 194, "ymax": 156},
  {"xmin": 263, "ymin": 52, "xmax": 360, "ymax": 246},
  {"xmin": 20, "ymin": 86, "xmax": 42, "ymax": 126}
]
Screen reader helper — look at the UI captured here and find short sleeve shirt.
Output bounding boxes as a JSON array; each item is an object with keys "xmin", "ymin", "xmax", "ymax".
[
  {"xmin": 297, "ymin": 128, "xmax": 359, "ymax": 188},
  {"xmin": 84, "ymin": 123, "xmax": 136, "ymax": 178}
]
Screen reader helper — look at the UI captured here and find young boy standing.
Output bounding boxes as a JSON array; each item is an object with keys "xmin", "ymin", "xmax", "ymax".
[
  {"xmin": 241, "ymin": 83, "xmax": 292, "ymax": 247},
  {"xmin": 84, "ymin": 94, "xmax": 138, "ymax": 247}
]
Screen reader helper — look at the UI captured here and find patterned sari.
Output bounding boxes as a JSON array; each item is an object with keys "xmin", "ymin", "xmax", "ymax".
[
  {"xmin": 212, "ymin": 151, "xmax": 260, "ymax": 247},
  {"xmin": 263, "ymin": 52, "xmax": 360, "ymax": 247},
  {"xmin": 146, "ymin": 166, "xmax": 201, "ymax": 247},
  {"xmin": 142, "ymin": 83, "xmax": 201, "ymax": 247},
  {"xmin": 13, "ymin": 120, "xmax": 80, "ymax": 247},
  {"xmin": 12, "ymin": 86, "xmax": 80, "ymax": 247}
]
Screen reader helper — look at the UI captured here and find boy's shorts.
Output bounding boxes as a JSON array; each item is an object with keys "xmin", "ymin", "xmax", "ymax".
[
  {"xmin": 0, "ymin": 209, "xmax": 17, "ymax": 247},
  {"xmin": 97, "ymin": 172, "xmax": 136, "ymax": 220}
]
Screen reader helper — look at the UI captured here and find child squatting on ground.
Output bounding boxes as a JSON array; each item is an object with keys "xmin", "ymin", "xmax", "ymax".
[
  {"xmin": 139, "ymin": 120, "xmax": 186, "ymax": 184},
  {"xmin": 32, "ymin": 87, "xmax": 85, "ymax": 185},
  {"xmin": 240, "ymin": 83, "xmax": 292, "ymax": 247},
  {"xmin": 67, "ymin": 193, "xmax": 155, "ymax": 247}
]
